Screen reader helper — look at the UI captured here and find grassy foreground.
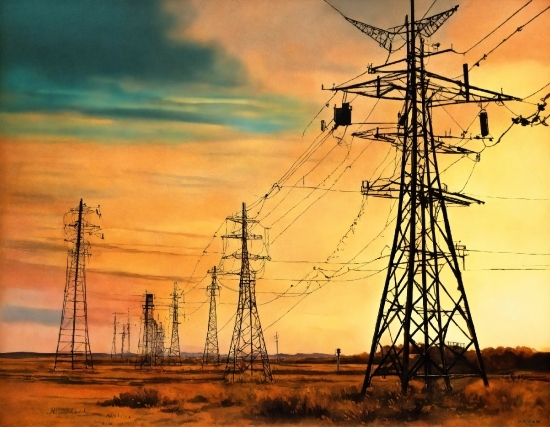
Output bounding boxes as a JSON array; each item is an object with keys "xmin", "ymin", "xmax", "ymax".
[{"xmin": 0, "ymin": 355, "xmax": 548, "ymax": 426}]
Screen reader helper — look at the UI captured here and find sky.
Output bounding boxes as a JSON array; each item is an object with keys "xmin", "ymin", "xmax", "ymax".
[{"xmin": 0, "ymin": 0, "xmax": 549, "ymax": 356}]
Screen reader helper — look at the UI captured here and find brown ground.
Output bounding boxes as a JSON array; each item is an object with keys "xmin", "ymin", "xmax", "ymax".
[{"xmin": 0, "ymin": 355, "xmax": 548, "ymax": 426}]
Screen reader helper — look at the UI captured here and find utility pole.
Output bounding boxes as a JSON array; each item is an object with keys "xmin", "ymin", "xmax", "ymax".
[
  {"xmin": 166, "ymin": 282, "xmax": 182, "ymax": 365},
  {"xmin": 326, "ymin": 0, "xmax": 521, "ymax": 394},
  {"xmin": 336, "ymin": 348, "xmax": 341, "ymax": 373},
  {"xmin": 275, "ymin": 332, "xmax": 279, "ymax": 363},
  {"xmin": 54, "ymin": 199, "xmax": 103, "ymax": 371},
  {"xmin": 111, "ymin": 312, "xmax": 117, "ymax": 359},
  {"xmin": 202, "ymin": 266, "xmax": 221, "ymax": 367},
  {"xmin": 224, "ymin": 203, "xmax": 273, "ymax": 382}
]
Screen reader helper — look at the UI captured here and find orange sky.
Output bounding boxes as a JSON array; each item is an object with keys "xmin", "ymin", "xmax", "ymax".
[{"xmin": 0, "ymin": 0, "xmax": 549, "ymax": 356}]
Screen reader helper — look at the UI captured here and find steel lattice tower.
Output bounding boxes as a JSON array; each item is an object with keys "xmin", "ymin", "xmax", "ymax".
[
  {"xmin": 135, "ymin": 293, "xmax": 156, "ymax": 368},
  {"xmin": 327, "ymin": 0, "xmax": 520, "ymax": 394},
  {"xmin": 110, "ymin": 312, "xmax": 117, "ymax": 358},
  {"xmin": 154, "ymin": 318, "xmax": 166, "ymax": 366},
  {"xmin": 202, "ymin": 266, "xmax": 221, "ymax": 366},
  {"xmin": 224, "ymin": 203, "xmax": 273, "ymax": 382},
  {"xmin": 54, "ymin": 198, "xmax": 102, "ymax": 371},
  {"xmin": 120, "ymin": 323, "xmax": 126, "ymax": 357},
  {"xmin": 166, "ymin": 282, "xmax": 182, "ymax": 365}
]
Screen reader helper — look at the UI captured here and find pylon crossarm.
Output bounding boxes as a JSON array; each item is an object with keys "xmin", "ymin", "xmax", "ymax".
[
  {"xmin": 410, "ymin": 5, "xmax": 459, "ymax": 38},
  {"xmin": 226, "ymin": 215, "xmax": 259, "ymax": 224},
  {"xmin": 352, "ymin": 129, "xmax": 400, "ymax": 144},
  {"xmin": 222, "ymin": 233, "xmax": 262, "ymax": 240},
  {"xmin": 430, "ymin": 189, "xmax": 484, "ymax": 206},
  {"xmin": 344, "ymin": 17, "xmax": 401, "ymax": 52},
  {"xmin": 433, "ymin": 141, "xmax": 480, "ymax": 156},
  {"xmin": 424, "ymin": 71, "xmax": 521, "ymax": 103}
]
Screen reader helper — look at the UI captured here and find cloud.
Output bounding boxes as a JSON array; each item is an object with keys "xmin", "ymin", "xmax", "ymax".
[
  {"xmin": 0, "ymin": 0, "xmax": 309, "ymax": 138},
  {"xmin": 110, "ymin": 227, "xmax": 210, "ymax": 239},
  {"xmin": 0, "ymin": 0, "xmax": 243, "ymax": 87},
  {"xmin": 0, "ymin": 305, "xmax": 60, "ymax": 326},
  {"xmin": 94, "ymin": 242, "xmax": 201, "ymax": 257},
  {"xmin": 1, "ymin": 238, "xmax": 203, "ymax": 258},
  {"xmin": 1, "ymin": 239, "xmax": 67, "ymax": 253},
  {"xmin": 88, "ymin": 268, "xmax": 193, "ymax": 283}
]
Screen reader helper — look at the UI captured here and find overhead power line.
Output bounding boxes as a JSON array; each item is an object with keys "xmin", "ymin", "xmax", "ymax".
[{"xmin": 459, "ymin": 0, "xmax": 532, "ymax": 55}]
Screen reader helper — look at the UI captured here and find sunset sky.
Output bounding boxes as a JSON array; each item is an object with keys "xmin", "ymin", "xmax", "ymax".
[{"xmin": 0, "ymin": 0, "xmax": 549, "ymax": 357}]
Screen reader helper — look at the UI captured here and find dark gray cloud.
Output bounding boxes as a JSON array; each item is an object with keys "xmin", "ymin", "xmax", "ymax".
[
  {"xmin": 0, "ymin": 305, "xmax": 60, "ymax": 326},
  {"xmin": 0, "ymin": 0, "xmax": 243, "ymax": 87}
]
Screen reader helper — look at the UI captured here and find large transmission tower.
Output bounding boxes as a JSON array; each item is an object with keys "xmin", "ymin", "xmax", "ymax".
[
  {"xmin": 327, "ymin": 1, "xmax": 520, "ymax": 394},
  {"xmin": 166, "ymin": 282, "xmax": 182, "ymax": 365},
  {"xmin": 224, "ymin": 203, "xmax": 273, "ymax": 382},
  {"xmin": 202, "ymin": 266, "xmax": 221, "ymax": 366},
  {"xmin": 54, "ymin": 199, "xmax": 103, "ymax": 371}
]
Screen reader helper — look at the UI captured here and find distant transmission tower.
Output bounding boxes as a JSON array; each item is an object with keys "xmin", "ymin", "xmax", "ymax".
[
  {"xmin": 120, "ymin": 310, "xmax": 131, "ymax": 357},
  {"xmin": 110, "ymin": 312, "xmax": 117, "ymax": 359},
  {"xmin": 202, "ymin": 266, "xmax": 221, "ymax": 366},
  {"xmin": 120, "ymin": 323, "xmax": 126, "ymax": 358},
  {"xmin": 327, "ymin": 0, "xmax": 521, "ymax": 394},
  {"xmin": 127, "ymin": 309, "xmax": 131, "ymax": 354},
  {"xmin": 154, "ymin": 316, "xmax": 166, "ymax": 366},
  {"xmin": 54, "ymin": 199, "xmax": 103, "ymax": 371},
  {"xmin": 135, "ymin": 293, "xmax": 155, "ymax": 368},
  {"xmin": 166, "ymin": 282, "xmax": 182, "ymax": 365},
  {"xmin": 224, "ymin": 203, "xmax": 273, "ymax": 382},
  {"xmin": 274, "ymin": 332, "xmax": 279, "ymax": 363}
]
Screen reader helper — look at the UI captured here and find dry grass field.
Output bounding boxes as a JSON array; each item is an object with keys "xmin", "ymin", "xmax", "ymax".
[{"xmin": 0, "ymin": 355, "xmax": 548, "ymax": 426}]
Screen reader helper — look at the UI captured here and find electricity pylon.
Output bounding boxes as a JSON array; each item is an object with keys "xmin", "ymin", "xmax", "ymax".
[
  {"xmin": 224, "ymin": 203, "xmax": 273, "ymax": 382},
  {"xmin": 202, "ymin": 266, "xmax": 221, "ymax": 366},
  {"xmin": 135, "ymin": 293, "xmax": 156, "ymax": 368},
  {"xmin": 54, "ymin": 199, "xmax": 103, "ymax": 371},
  {"xmin": 127, "ymin": 309, "xmax": 131, "ymax": 354},
  {"xmin": 327, "ymin": 0, "xmax": 520, "ymax": 394},
  {"xmin": 274, "ymin": 332, "xmax": 279, "ymax": 363},
  {"xmin": 154, "ymin": 317, "xmax": 165, "ymax": 366},
  {"xmin": 166, "ymin": 282, "xmax": 182, "ymax": 365},
  {"xmin": 110, "ymin": 312, "xmax": 117, "ymax": 359},
  {"xmin": 120, "ymin": 323, "xmax": 126, "ymax": 358}
]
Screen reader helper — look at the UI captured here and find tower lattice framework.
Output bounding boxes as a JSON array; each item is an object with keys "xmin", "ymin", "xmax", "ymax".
[
  {"xmin": 202, "ymin": 266, "xmax": 221, "ymax": 366},
  {"xmin": 224, "ymin": 203, "xmax": 273, "ymax": 382},
  {"xmin": 111, "ymin": 312, "xmax": 117, "ymax": 358},
  {"xmin": 135, "ymin": 293, "xmax": 156, "ymax": 368},
  {"xmin": 327, "ymin": 0, "xmax": 520, "ymax": 394},
  {"xmin": 166, "ymin": 282, "xmax": 182, "ymax": 365},
  {"xmin": 54, "ymin": 198, "xmax": 103, "ymax": 371}
]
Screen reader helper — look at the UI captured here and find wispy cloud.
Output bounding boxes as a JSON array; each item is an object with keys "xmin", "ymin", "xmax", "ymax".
[
  {"xmin": 0, "ymin": 305, "xmax": 60, "ymax": 326},
  {"xmin": 109, "ymin": 226, "xmax": 210, "ymax": 239},
  {"xmin": 1, "ymin": 239, "xmax": 67, "ymax": 253},
  {"xmin": 88, "ymin": 268, "xmax": 195, "ymax": 283}
]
